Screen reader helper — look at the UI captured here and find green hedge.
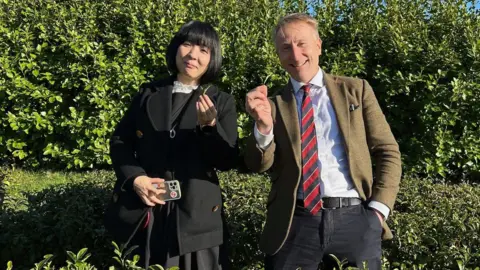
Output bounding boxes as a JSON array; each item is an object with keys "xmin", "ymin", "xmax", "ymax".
[
  {"xmin": 0, "ymin": 0, "xmax": 479, "ymax": 181},
  {"xmin": 0, "ymin": 0, "xmax": 284, "ymax": 170},
  {"xmin": 1, "ymin": 169, "xmax": 479, "ymax": 269},
  {"xmin": 384, "ymin": 177, "xmax": 480, "ymax": 269}
]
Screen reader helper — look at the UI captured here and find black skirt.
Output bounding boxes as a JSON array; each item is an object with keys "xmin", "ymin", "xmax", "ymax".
[{"xmin": 133, "ymin": 201, "xmax": 230, "ymax": 270}]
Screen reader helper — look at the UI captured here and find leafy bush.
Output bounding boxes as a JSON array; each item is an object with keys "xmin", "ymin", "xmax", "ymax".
[
  {"xmin": 5, "ymin": 244, "xmax": 173, "ymax": 270},
  {"xmin": 1, "ymin": 169, "xmax": 479, "ymax": 269},
  {"xmin": 384, "ymin": 178, "xmax": 480, "ymax": 269},
  {"xmin": 0, "ymin": 167, "xmax": 6, "ymax": 206},
  {"xmin": 0, "ymin": 170, "xmax": 114, "ymax": 268},
  {"xmin": 312, "ymin": 0, "xmax": 480, "ymax": 181},
  {"xmin": 221, "ymin": 170, "xmax": 271, "ymax": 269},
  {"xmin": 0, "ymin": 0, "xmax": 479, "ymax": 180},
  {"xmin": 12, "ymin": 247, "xmax": 478, "ymax": 270}
]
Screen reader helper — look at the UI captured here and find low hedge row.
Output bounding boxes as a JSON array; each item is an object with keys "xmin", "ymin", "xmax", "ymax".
[{"xmin": 0, "ymin": 169, "xmax": 479, "ymax": 269}]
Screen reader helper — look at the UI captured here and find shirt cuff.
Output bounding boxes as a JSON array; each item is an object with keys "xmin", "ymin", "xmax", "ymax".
[
  {"xmin": 368, "ymin": 201, "xmax": 390, "ymax": 220},
  {"xmin": 253, "ymin": 123, "xmax": 274, "ymax": 150}
]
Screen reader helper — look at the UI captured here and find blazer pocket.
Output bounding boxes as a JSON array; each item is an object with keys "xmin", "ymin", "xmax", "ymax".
[
  {"xmin": 349, "ymin": 103, "xmax": 360, "ymax": 112},
  {"xmin": 346, "ymin": 91, "xmax": 360, "ymax": 112},
  {"xmin": 348, "ymin": 102, "xmax": 366, "ymax": 135}
]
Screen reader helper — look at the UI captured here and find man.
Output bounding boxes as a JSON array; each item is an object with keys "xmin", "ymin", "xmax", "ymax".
[{"xmin": 244, "ymin": 13, "xmax": 401, "ymax": 270}]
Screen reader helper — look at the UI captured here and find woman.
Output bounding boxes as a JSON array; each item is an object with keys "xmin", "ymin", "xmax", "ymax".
[{"xmin": 105, "ymin": 21, "xmax": 237, "ymax": 270}]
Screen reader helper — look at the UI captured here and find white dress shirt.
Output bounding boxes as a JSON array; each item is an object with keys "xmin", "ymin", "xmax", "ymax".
[{"xmin": 254, "ymin": 67, "xmax": 390, "ymax": 219}]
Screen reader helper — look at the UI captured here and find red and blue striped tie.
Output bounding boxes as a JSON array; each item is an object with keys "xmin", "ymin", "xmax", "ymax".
[{"xmin": 301, "ymin": 84, "xmax": 322, "ymax": 214}]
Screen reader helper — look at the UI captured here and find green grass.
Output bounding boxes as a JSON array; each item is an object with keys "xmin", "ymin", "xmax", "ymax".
[
  {"xmin": 2, "ymin": 169, "xmax": 115, "ymax": 212},
  {"xmin": 6, "ymin": 170, "xmax": 80, "ymax": 192}
]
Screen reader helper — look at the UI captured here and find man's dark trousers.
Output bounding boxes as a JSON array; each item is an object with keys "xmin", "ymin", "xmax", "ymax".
[{"xmin": 265, "ymin": 203, "xmax": 383, "ymax": 270}]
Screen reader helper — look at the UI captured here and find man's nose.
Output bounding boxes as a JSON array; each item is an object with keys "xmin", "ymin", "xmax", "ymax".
[{"xmin": 291, "ymin": 45, "xmax": 302, "ymax": 61}]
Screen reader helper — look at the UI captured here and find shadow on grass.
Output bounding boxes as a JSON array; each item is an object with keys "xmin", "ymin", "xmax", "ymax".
[{"xmin": 0, "ymin": 182, "xmax": 114, "ymax": 269}]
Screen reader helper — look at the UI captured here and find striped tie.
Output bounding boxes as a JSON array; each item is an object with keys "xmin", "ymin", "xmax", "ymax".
[{"xmin": 301, "ymin": 84, "xmax": 322, "ymax": 214}]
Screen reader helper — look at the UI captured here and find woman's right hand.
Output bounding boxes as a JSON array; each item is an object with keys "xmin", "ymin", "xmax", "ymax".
[{"xmin": 133, "ymin": 176, "xmax": 166, "ymax": 206}]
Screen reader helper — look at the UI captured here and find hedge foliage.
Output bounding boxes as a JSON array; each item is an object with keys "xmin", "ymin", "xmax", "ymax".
[
  {"xmin": 1, "ymin": 169, "xmax": 479, "ymax": 269},
  {"xmin": 0, "ymin": 0, "xmax": 479, "ymax": 180}
]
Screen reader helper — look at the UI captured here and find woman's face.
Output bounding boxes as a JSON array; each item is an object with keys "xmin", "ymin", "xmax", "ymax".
[{"xmin": 175, "ymin": 41, "xmax": 211, "ymax": 85}]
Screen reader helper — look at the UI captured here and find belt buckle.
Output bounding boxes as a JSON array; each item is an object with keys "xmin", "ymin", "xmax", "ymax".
[
  {"xmin": 321, "ymin": 198, "xmax": 342, "ymax": 209},
  {"xmin": 320, "ymin": 198, "xmax": 325, "ymax": 210}
]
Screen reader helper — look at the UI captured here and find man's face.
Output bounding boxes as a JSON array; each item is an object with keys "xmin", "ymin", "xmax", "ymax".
[{"xmin": 275, "ymin": 21, "xmax": 322, "ymax": 83}]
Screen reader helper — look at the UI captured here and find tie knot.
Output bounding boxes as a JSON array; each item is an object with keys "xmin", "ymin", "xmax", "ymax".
[{"xmin": 302, "ymin": 84, "xmax": 311, "ymax": 94}]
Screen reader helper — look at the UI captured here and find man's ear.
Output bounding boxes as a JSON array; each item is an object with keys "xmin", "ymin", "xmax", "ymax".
[{"xmin": 317, "ymin": 38, "xmax": 322, "ymax": 56}]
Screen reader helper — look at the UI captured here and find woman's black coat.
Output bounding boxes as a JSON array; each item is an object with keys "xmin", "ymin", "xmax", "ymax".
[{"xmin": 105, "ymin": 76, "xmax": 238, "ymax": 254}]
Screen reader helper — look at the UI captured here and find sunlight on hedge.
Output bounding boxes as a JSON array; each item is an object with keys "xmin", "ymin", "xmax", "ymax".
[{"xmin": 0, "ymin": 0, "xmax": 478, "ymax": 180}]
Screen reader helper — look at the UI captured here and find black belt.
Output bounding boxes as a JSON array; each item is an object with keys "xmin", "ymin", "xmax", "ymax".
[{"xmin": 296, "ymin": 197, "xmax": 362, "ymax": 210}]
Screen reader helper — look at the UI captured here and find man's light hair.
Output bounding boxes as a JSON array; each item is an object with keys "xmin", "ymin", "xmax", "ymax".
[{"xmin": 273, "ymin": 13, "xmax": 320, "ymax": 43}]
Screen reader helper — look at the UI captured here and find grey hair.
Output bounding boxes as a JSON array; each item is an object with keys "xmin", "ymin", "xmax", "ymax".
[{"xmin": 273, "ymin": 13, "xmax": 320, "ymax": 43}]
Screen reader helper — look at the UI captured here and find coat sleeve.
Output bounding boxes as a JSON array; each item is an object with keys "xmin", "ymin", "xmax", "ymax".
[
  {"xmin": 109, "ymin": 89, "xmax": 147, "ymax": 191},
  {"xmin": 198, "ymin": 93, "xmax": 239, "ymax": 171},
  {"xmin": 362, "ymin": 80, "xmax": 402, "ymax": 211},
  {"xmin": 244, "ymin": 99, "xmax": 276, "ymax": 173}
]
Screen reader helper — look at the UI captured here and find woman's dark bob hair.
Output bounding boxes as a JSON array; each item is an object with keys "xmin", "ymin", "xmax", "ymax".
[{"xmin": 166, "ymin": 21, "xmax": 222, "ymax": 85}]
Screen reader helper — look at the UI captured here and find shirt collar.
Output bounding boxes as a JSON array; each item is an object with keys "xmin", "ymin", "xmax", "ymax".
[
  {"xmin": 290, "ymin": 67, "xmax": 325, "ymax": 93},
  {"xmin": 172, "ymin": 81, "xmax": 199, "ymax": 94}
]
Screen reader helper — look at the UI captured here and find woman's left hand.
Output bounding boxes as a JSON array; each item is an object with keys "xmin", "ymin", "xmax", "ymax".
[{"xmin": 196, "ymin": 94, "xmax": 217, "ymax": 127}]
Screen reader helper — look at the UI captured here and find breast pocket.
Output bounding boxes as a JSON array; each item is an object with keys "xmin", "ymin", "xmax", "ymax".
[
  {"xmin": 349, "ymin": 103, "xmax": 363, "ymax": 124},
  {"xmin": 348, "ymin": 101, "xmax": 367, "ymax": 140}
]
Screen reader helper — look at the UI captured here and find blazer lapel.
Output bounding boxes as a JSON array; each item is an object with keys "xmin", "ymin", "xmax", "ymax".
[
  {"xmin": 324, "ymin": 72, "xmax": 350, "ymax": 154},
  {"xmin": 276, "ymin": 82, "xmax": 301, "ymax": 169},
  {"xmin": 146, "ymin": 84, "xmax": 173, "ymax": 132}
]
